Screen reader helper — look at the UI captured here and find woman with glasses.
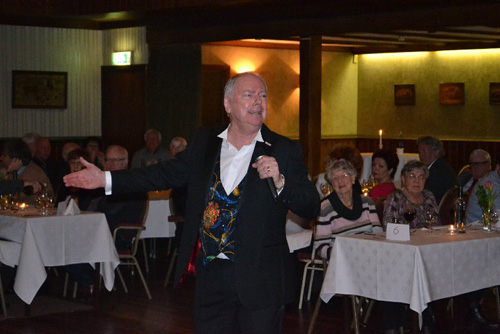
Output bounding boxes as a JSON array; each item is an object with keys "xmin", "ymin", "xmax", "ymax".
[
  {"xmin": 383, "ymin": 160, "xmax": 441, "ymax": 229},
  {"xmin": 315, "ymin": 159, "xmax": 382, "ymax": 259}
]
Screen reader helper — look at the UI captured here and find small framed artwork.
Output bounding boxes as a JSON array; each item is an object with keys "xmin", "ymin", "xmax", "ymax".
[
  {"xmin": 394, "ymin": 84, "xmax": 415, "ymax": 106},
  {"xmin": 489, "ymin": 82, "xmax": 500, "ymax": 105},
  {"xmin": 439, "ymin": 82, "xmax": 465, "ymax": 105},
  {"xmin": 12, "ymin": 70, "xmax": 68, "ymax": 109}
]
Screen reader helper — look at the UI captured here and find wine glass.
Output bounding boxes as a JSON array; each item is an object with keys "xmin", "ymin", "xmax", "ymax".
[
  {"xmin": 403, "ymin": 204, "xmax": 416, "ymax": 226},
  {"xmin": 36, "ymin": 192, "xmax": 54, "ymax": 216},
  {"xmin": 425, "ymin": 211, "xmax": 436, "ymax": 233},
  {"xmin": 320, "ymin": 183, "xmax": 330, "ymax": 197}
]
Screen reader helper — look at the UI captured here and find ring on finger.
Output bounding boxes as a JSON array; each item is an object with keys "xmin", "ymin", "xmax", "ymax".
[{"xmin": 267, "ymin": 166, "xmax": 271, "ymax": 173}]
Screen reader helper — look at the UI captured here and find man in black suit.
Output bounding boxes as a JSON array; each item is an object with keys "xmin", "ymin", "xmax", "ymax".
[
  {"xmin": 64, "ymin": 72, "xmax": 320, "ymax": 334},
  {"xmin": 417, "ymin": 136, "xmax": 458, "ymax": 204}
]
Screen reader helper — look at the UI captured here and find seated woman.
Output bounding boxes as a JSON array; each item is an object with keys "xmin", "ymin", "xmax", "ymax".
[
  {"xmin": 380, "ymin": 160, "xmax": 441, "ymax": 334},
  {"xmin": 369, "ymin": 149, "xmax": 399, "ymax": 202},
  {"xmin": 315, "ymin": 144, "xmax": 364, "ymax": 199},
  {"xmin": 383, "ymin": 160, "xmax": 440, "ymax": 228},
  {"xmin": 315, "ymin": 159, "xmax": 382, "ymax": 259}
]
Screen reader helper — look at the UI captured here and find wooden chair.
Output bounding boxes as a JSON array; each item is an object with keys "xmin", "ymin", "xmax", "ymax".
[
  {"xmin": 114, "ymin": 201, "xmax": 152, "ymax": 299},
  {"xmin": 375, "ymin": 196, "xmax": 387, "ymax": 227},
  {"xmin": 438, "ymin": 186, "xmax": 458, "ymax": 225}
]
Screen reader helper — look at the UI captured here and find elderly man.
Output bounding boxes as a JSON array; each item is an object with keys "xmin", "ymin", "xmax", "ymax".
[
  {"xmin": 65, "ymin": 72, "xmax": 320, "ymax": 334},
  {"xmin": 169, "ymin": 136, "xmax": 188, "ymax": 157},
  {"xmin": 96, "ymin": 145, "xmax": 146, "ymax": 239},
  {"xmin": 466, "ymin": 157, "xmax": 500, "ymax": 224},
  {"xmin": 417, "ymin": 136, "xmax": 458, "ymax": 204},
  {"xmin": 459, "ymin": 149, "xmax": 492, "ymax": 199},
  {"xmin": 32, "ymin": 137, "xmax": 58, "ymax": 192},
  {"xmin": 131, "ymin": 129, "xmax": 173, "ymax": 168}
]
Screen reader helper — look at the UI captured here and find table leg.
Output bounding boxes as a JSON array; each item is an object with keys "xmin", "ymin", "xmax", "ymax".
[{"xmin": 351, "ymin": 296, "xmax": 360, "ymax": 334}]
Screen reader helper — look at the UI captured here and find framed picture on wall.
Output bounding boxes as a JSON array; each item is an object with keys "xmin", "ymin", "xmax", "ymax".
[
  {"xmin": 439, "ymin": 82, "xmax": 465, "ymax": 105},
  {"xmin": 489, "ymin": 82, "xmax": 500, "ymax": 105},
  {"xmin": 12, "ymin": 70, "xmax": 68, "ymax": 109},
  {"xmin": 394, "ymin": 84, "xmax": 415, "ymax": 105}
]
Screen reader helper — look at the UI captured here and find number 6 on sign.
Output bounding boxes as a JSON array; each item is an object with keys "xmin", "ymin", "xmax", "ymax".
[{"xmin": 386, "ymin": 223, "xmax": 410, "ymax": 241}]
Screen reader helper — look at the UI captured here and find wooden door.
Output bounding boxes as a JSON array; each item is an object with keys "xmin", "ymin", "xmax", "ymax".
[
  {"xmin": 201, "ymin": 65, "xmax": 230, "ymax": 128},
  {"xmin": 101, "ymin": 65, "xmax": 147, "ymax": 156}
]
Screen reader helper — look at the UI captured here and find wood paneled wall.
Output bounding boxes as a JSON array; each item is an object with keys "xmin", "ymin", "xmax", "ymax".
[{"xmin": 317, "ymin": 137, "xmax": 500, "ymax": 177}]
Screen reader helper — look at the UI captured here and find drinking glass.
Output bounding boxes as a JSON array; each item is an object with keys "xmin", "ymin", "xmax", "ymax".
[
  {"xmin": 425, "ymin": 211, "xmax": 436, "ymax": 232},
  {"xmin": 403, "ymin": 204, "xmax": 416, "ymax": 226},
  {"xmin": 320, "ymin": 183, "xmax": 330, "ymax": 197},
  {"xmin": 36, "ymin": 192, "xmax": 54, "ymax": 215}
]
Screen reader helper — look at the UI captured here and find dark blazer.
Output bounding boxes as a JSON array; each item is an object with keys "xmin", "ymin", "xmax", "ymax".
[
  {"xmin": 425, "ymin": 156, "xmax": 458, "ymax": 204},
  {"xmin": 111, "ymin": 125, "xmax": 320, "ymax": 309}
]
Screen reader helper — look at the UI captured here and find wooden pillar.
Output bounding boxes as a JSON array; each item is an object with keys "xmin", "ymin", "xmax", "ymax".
[
  {"xmin": 299, "ymin": 36, "xmax": 322, "ymax": 176},
  {"xmin": 147, "ymin": 26, "xmax": 202, "ymax": 143}
]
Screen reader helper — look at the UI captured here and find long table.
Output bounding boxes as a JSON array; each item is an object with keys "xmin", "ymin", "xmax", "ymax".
[
  {"xmin": 320, "ymin": 226, "xmax": 500, "ymax": 319},
  {"xmin": 0, "ymin": 211, "xmax": 120, "ymax": 304}
]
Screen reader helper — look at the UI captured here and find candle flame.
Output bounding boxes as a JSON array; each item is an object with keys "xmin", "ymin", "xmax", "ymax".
[{"xmin": 379, "ymin": 129, "xmax": 383, "ymax": 136}]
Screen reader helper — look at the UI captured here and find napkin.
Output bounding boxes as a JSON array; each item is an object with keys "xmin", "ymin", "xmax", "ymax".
[{"xmin": 57, "ymin": 197, "xmax": 81, "ymax": 216}]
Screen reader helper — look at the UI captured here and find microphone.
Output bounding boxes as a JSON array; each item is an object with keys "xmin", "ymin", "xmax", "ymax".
[{"xmin": 254, "ymin": 148, "xmax": 278, "ymax": 202}]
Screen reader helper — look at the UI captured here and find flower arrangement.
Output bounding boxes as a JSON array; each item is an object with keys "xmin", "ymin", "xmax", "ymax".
[{"xmin": 476, "ymin": 181, "xmax": 498, "ymax": 211}]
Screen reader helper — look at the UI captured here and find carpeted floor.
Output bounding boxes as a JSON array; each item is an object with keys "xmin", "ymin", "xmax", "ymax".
[{"xmin": 0, "ymin": 294, "xmax": 92, "ymax": 320}]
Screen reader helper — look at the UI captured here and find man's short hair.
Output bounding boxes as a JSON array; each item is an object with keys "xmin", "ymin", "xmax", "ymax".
[
  {"xmin": 470, "ymin": 149, "xmax": 491, "ymax": 163},
  {"xmin": 144, "ymin": 129, "xmax": 162, "ymax": 142},
  {"xmin": 416, "ymin": 136, "xmax": 444, "ymax": 156},
  {"xmin": 106, "ymin": 145, "xmax": 128, "ymax": 159},
  {"xmin": 223, "ymin": 72, "xmax": 267, "ymax": 100}
]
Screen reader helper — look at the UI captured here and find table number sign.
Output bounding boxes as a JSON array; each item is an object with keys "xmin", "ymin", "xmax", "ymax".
[{"xmin": 386, "ymin": 223, "xmax": 410, "ymax": 241}]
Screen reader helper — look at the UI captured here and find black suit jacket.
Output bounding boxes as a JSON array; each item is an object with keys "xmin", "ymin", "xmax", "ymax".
[
  {"xmin": 111, "ymin": 125, "xmax": 320, "ymax": 309},
  {"xmin": 425, "ymin": 156, "xmax": 458, "ymax": 204}
]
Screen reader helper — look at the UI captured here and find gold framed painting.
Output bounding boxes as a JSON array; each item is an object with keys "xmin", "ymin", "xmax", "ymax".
[
  {"xmin": 489, "ymin": 82, "xmax": 500, "ymax": 105},
  {"xmin": 439, "ymin": 82, "xmax": 465, "ymax": 105},
  {"xmin": 394, "ymin": 84, "xmax": 415, "ymax": 106},
  {"xmin": 12, "ymin": 70, "xmax": 68, "ymax": 109}
]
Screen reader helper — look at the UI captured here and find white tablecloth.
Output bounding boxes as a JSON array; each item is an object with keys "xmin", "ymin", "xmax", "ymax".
[
  {"xmin": 141, "ymin": 199, "xmax": 176, "ymax": 239},
  {"xmin": 320, "ymin": 227, "xmax": 500, "ymax": 315},
  {"xmin": 360, "ymin": 152, "xmax": 419, "ymax": 187},
  {"xmin": 0, "ymin": 211, "xmax": 120, "ymax": 304}
]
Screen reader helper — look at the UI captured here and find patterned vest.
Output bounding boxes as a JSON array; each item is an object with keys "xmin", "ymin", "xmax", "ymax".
[{"xmin": 200, "ymin": 158, "xmax": 245, "ymax": 265}]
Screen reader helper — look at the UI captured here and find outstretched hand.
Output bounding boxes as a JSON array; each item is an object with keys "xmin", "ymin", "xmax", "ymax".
[{"xmin": 63, "ymin": 157, "xmax": 106, "ymax": 189}]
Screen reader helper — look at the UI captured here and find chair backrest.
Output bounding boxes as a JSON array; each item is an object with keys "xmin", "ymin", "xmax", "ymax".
[
  {"xmin": 374, "ymin": 196, "xmax": 387, "ymax": 227},
  {"xmin": 113, "ymin": 199, "xmax": 149, "ymax": 256},
  {"xmin": 438, "ymin": 186, "xmax": 458, "ymax": 225}
]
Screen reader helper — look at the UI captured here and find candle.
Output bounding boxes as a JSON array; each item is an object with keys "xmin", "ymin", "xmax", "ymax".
[
  {"xmin": 19, "ymin": 203, "xmax": 27, "ymax": 210},
  {"xmin": 449, "ymin": 224, "xmax": 455, "ymax": 233},
  {"xmin": 379, "ymin": 129, "xmax": 383, "ymax": 149}
]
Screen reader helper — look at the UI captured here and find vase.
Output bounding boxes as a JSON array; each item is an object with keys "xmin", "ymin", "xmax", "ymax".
[{"xmin": 481, "ymin": 207, "xmax": 498, "ymax": 232}]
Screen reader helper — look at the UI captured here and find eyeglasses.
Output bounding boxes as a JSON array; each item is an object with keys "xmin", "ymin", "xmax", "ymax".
[
  {"xmin": 470, "ymin": 161, "xmax": 489, "ymax": 167},
  {"xmin": 331, "ymin": 172, "xmax": 351, "ymax": 183},
  {"xmin": 406, "ymin": 173, "xmax": 426, "ymax": 181},
  {"xmin": 105, "ymin": 158, "xmax": 126, "ymax": 163}
]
